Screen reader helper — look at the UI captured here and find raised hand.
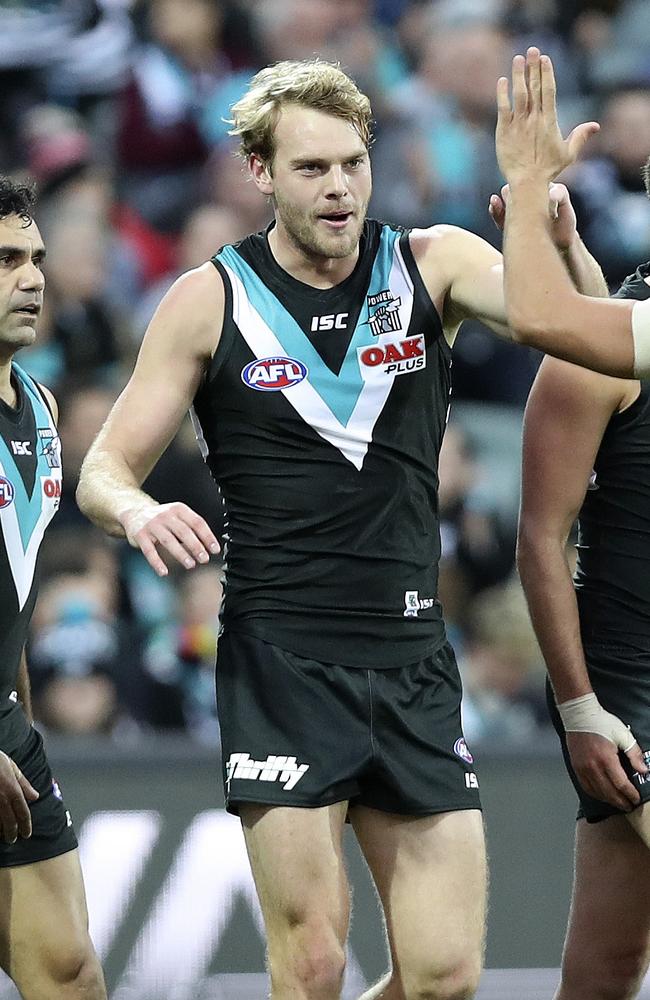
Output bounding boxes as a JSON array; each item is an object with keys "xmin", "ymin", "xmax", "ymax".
[{"xmin": 496, "ymin": 47, "xmax": 599, "ymax": 185}]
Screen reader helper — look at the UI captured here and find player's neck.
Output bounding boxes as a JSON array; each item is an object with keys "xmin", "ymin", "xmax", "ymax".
[
  {"xmin": 0, "ymin": 359, "xmax": 16, "ymax": 408},
  {"xmin": 267, "ymin": 222, "xmax": 359, "ymax": 289}
]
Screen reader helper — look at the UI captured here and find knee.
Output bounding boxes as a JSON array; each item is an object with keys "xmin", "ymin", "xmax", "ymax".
[
  {"xmin": 563, "ymin": 946, "xmax": 647, "ymax": 1000},
  {"xmin": 405, "ymin": 958, "xmax": 481, "ymax": 1000},
  {"xmin": 270, "ymin": 923, "xmax": 346, "ymax": 997},
  {"xmin": 45, "ymin": 939, "xmax": 105, "ymax": 996}
]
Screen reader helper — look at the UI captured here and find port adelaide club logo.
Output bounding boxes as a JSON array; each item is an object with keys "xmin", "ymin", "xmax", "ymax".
[{"xmin": 241, "ymin": 357, "xmax": 308, "ymax": 392}]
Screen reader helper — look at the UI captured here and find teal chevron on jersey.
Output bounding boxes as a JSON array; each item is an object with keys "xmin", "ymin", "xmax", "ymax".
[
  {"xmin": 0, "ymin": 367, "xmax": 55, "ymax": 552},
  {"xmin": 219, "ymin": 226, "xmax": 400, "ymax": 425}
]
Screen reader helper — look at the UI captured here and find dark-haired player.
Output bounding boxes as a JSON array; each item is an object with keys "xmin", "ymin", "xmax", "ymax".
[{"xmin": 0, "ymin": 177, "xmax": 106, "ymax": 999}]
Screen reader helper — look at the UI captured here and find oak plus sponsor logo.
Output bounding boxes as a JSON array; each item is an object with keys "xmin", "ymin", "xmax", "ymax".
[
  {"xmin": 358, "ymin": 334, "xmax": 425, "ymax": 378},
  {"xmin": 0, "ymin": 476, "xmax": 15, "ymax": 509},
  {"xmin": 366, "ymin": 290, "xmax": 402, "ymax": 336},
  {"xmin": 454, "ymin": 737, "xmax": 474, "ymax": 765},
  {"xmin": 226, "ymin": 752, "xmax": 310, "ymax": 791},
  {"xmin": 241, "ymin": 357, "xmax": 308, "ymax": 392},
  {"xmin": 43, "ymin": 477, "xmax": 61, "ymax": 500},
  {"xmin": 403, "ymin": 589, "xmax": 436, "ymax": 617}
]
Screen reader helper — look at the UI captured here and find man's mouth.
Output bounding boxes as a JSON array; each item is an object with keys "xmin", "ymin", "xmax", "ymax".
[
  {"xmin": 13, "ymin": 303, "xmax": 41, "ymax": 318},
  {"xmin": 319, "ymin": 211, "xmax": 353, "ymax": 228}
]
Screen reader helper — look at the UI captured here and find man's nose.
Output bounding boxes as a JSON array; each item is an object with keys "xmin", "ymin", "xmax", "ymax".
[
  {"xmin": 18, "ymin": 261, "xmax": 44, "ymax": 291},
  {"xmin": 324, "ymin": 165, "xmax": 348, "ymax": 198}
]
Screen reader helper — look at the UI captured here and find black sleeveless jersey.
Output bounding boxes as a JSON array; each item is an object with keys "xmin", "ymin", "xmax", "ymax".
[
  {"xmin": 0, "ymin": 364, "xmax": 61, "ymax": 752},
  {"xmin": 193, "ymin": 220, "xmax": 451, "ymax": 667},
  {"xmin": 574, "ymin": 261, "xmax": 650, "ymax": 640}
]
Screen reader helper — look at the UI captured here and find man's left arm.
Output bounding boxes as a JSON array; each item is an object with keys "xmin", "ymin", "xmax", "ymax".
[{"xmin": 16, "ymin": 650, "xmax": 33, "ymax": 724}]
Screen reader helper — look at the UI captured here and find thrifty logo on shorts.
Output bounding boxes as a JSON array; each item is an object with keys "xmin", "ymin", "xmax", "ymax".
[{"xmin": 226, "ymin": 753, "xmax": 310, "ymax": 791}]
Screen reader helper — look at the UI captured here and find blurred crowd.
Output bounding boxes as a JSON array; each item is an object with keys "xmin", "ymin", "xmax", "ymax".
[{"xmin": 4, "ymin": 0, "xmax": 650, "ymax": 746}]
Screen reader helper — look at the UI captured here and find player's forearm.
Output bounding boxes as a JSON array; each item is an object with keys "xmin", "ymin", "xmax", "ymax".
[
  {"xmin": 504, "ymin": 178, "xmax": 635, "ymax": 375},
  {"xmin": 76, "ymin": 448, "xmax": 159, "ymax": 538},
  {"xmin": 16, "ymin": 651, "xmax": 33, "ymax": 724},
  {"xmin": 561, "ymin": 235, "xmax": 608, "ymax": 298},
  {"xmin": 517, "ymin": 529, "xmax": 592, "ymax": 703},
  {"xmin": 504, "ymin": 179, "xmax": 578, "ymax": 339}
]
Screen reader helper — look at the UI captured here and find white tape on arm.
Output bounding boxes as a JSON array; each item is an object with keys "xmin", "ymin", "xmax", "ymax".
[
  {"xmin": 631, "ymin": 298, "xmax": 650, "ymax": 376},
  {"xmin": 557, "ymin": 692, "xmax": 637, "ymax": 753}
]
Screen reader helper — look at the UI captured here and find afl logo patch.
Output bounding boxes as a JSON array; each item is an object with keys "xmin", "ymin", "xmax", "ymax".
[
  {"xmin": 0, "ymin": 476, "xmax": 15, "ymax": 509},
  {"xmin": 241, "ymin": 357, "xmax": 308, "ymax": 392},
  {"xmin": 453, "ymin": 737, "xmax": 474, "ymax": 764}
]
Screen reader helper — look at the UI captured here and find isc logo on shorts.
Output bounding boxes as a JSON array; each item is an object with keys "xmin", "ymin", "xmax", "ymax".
[
  {"xmin": 0, "ymin": 476, "xmax": 15, "ymax": 509},
  {"xmin": 358, "ymin": 334, "xmax": 426, "ymax": 377},
  {"xmin": 241, "ymin": 357, "xmax": 308, "ymax": 392}
]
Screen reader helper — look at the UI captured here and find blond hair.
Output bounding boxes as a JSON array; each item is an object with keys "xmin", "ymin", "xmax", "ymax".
[{"xmin": 229, "ymin": 60, "xmax": 373, "ymax": 165}]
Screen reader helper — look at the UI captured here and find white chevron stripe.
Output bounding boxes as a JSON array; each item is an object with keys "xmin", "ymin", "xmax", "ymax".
[
  {"xmin": 222, "ymin": 241, "xmax": 414, "ymax": 471},
  {"xmin": 0, "ymin": 465, "xmax": 58, "ymax": 611}
]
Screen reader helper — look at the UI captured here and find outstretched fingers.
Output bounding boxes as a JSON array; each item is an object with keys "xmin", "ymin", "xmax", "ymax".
[
  {"xmin": 496, "ymin": 75, "xmax": 511, "ymax": 123},
  {"xmin": 526, "ymin": 46, "xmax": 542, "ymax": 113},
  {"xmin": 539, "ymin": 53, "xmax": 557, "ymax": 119},
  {"xmin": 511, "ymin": 54, "xmax": 528, "ymax": 116}
]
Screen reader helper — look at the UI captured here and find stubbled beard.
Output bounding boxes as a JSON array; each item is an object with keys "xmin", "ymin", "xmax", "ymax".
[{"xmin": 274, "ymin": 192, "xmax": 368, "ymax": 260}]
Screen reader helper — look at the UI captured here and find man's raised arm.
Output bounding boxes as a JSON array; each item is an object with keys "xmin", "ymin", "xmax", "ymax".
[{"xmin": 495, "ymin": 47, "xmax": 650, "ymax": 378}]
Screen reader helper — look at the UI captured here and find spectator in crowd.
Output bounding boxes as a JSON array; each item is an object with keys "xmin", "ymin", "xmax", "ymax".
[
  {"xmin": 117, "ymin": 0, "xmax": 260, "ymax": 230},
  {"xmin": 460, "ymin": 579, "xmax": 549, "ymax": 744},
  {"xmin": 134, "ymin": 202, "xmax": 243, "ymax": 337},
  {"xmin": 29, "ymin": 530, "xmax": 137, "ymax": 738},
  {"xmin": 437, "ymin": 423, "xmax": 516, "ymax": 649},
  {"xmin": 568, "ymin": 87, "xmax": 650, "ymax": 286},
  {"xmin": 141, "ymin": 564, "xmax": 222, "ymax": 742}
]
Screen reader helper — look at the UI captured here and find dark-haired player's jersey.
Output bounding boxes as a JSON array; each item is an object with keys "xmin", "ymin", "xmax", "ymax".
[
  {"xmin": 0, "ymin": 363, "xmax": 61, "ymax": 752},
  {"xmin": 192, "ymin": 220, "xmax": 451, "ymax": 667},
  {"xmin": 574, "ymin": 262, "xmax": 650, "ymax": 641}
]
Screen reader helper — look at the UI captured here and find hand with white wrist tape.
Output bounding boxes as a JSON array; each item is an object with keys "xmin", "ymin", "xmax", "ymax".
[{"xmin": 557, "ymin": 692, "xmax": 648, "ymax": 811}]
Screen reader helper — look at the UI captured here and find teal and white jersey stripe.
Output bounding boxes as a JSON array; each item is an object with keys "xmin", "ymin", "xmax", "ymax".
[
  {"xmin": 218, "ymin": 227, "xmax": 414, "ymax": 470},
  {"xmin": 0, "ymin": 364, "xmax": 61, "ymax": 610}
]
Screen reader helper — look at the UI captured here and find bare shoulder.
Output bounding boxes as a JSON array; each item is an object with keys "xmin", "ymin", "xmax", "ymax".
[
  {"xmin": 146, "ymin": 262, "xmax": 225, "ymax": 360},
  {"xmin": 531, "ymin": 354, "xmax": 638, "ymax": 415},
  {"xmin": 37, "ymin": 383, "xmax": 58, "ymax": 423}
]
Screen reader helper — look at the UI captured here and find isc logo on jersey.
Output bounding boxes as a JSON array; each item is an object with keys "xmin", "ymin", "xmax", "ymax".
[
  {"xmin": 241, "ymin": 357, "xmax": 308, "ymax": 392},
  {"xmin": 358, "ymin": 334, "xmax": 425, "ymax": 377},
  {"xmin": 0, "ymin": 476, "xmax": 15, "ymax": 509}
]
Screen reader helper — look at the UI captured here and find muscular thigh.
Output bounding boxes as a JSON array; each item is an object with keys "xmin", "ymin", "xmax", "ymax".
[
  {"xmin": 0, "ymin": 850, "xmax": 91, "ymax": 979},
  {"xmin": 350, "ymin": 806, "xmax": 487, "ymax": 974},
  {"xmin": 563, "ymin": 816, "xmax": 650, "ymax": 974},
  {"xmin": 241, "ymin": 801, "xmax": 351, "ymax": 943}
]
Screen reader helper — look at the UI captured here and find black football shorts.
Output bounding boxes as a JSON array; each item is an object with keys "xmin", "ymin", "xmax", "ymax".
[
  {"xmin": 0, "ymin": 726, "xmax": 78, "ymax": 867},
  {"xmin": 547, "ymin": 636, "xmax": 650, "ymax": 823},
  {"xmin": 216, "ymin": 630, "xmax": 482, "ymax": 816}
]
